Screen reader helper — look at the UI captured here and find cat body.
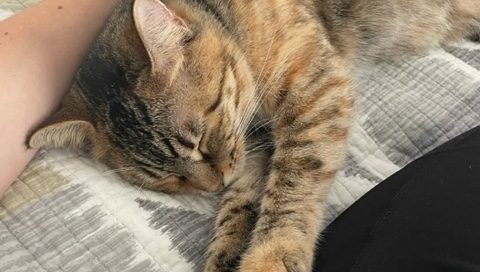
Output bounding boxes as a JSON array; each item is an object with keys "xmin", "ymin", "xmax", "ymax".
[{"xmin": 30, "ymin": 0, "xmax": 480, "ymax": 271}]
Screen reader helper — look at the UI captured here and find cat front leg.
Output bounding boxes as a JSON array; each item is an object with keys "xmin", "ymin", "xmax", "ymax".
[
  {"xmin": 204, "ymin": 150, "xmax": 269, "ymax": 272},
  {"xmin": 239, "ymin": 59, "xmax": 354, "ymax": 272}
]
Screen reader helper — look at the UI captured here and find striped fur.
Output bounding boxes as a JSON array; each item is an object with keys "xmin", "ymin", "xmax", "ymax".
[{"xmin": 28, "ymin": 0, "xmax": 480, "ymax": 271}]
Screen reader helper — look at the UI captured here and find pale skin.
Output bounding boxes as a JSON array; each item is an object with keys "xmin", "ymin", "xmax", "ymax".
[{"xmin": 0, "ymin": 0, "xmax": 119, "ymax": 198}]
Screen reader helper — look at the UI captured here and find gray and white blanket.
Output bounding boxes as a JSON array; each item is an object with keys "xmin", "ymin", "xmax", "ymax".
[{"xmin": 1, "ymin": 8, "xmax": 480, "ymax": 272}]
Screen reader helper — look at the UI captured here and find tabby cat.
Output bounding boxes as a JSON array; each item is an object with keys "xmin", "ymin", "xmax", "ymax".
[{"xmin": 29, "ymin": 0, "xmax": 480, "ymax": 271}]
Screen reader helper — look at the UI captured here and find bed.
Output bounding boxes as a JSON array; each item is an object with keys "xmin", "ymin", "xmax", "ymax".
[{"xmin": 1, "ymin": 4, "xmax": 480, "ymax": 272}]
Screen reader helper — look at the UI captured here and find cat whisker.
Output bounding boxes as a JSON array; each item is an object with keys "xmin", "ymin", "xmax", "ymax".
[
  {"xmin": 246, "ymin": 142, "xmax": 274, "ymax": 150},
  {"xmin": 246, "ymin": 143, "xmax": 275, "ymax": 154},
  {"xmin": 252, "ymin": 32, "xmax": 278, "ymax": 100},
  {"xmin": 235, "ymin": 32, "xmax": 278, "ymax": 134},
  {"xmin": 237, "ymin": 46, "xmax": 297, "ymax": 136},
  {"xmin": 135, "ymin": 178, "xmax": 149, "ymax": 195},
  {"xmin": 238, "ymin": 65, "xmax": 286, "ymax": 136},
  {"xmin": 245, "ymin": 117, "xmax": 277, "ymax": 139}
]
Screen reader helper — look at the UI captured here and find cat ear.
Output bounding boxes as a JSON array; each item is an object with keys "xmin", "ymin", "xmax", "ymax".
[
  {"xmin": 133, "ymin": 0, "xmax": 190, "ymax": 74},
  {"xmin": 29, "ymin": 108, "xmax": 103, "ymax": 158}
]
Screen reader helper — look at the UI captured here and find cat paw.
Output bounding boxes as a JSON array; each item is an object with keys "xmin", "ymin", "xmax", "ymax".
[{"xmin": 238, "ymin": 240, "xmax": 310, "ymax": 272}]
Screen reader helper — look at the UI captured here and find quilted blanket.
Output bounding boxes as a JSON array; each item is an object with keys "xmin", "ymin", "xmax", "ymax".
[{"xmin": 1, "ymin": 7, "xmax": 480, "ymax": 272}]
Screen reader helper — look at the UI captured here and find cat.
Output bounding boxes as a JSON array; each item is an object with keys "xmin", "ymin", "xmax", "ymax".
[{"xmin": 28, "ymin": 0, "xmax": 480, "ymax": 271}]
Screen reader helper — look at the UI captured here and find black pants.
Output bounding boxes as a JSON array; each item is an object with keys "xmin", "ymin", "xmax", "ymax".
[{"xmin": 314, "ymin": 126, "xmax": 480, "ymax": 272}]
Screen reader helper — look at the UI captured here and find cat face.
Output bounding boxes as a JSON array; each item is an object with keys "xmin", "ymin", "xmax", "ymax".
[
  {"xmin": 104, "ymin": 58, "xmax": 254, "ymax": 193},
  {"xmin": 115, "ymin": 1, "xmax": 256, "ymax": 192},
  {"xmin": 29, "ymin": 0, "xmax": 257, "ymax": 194}
]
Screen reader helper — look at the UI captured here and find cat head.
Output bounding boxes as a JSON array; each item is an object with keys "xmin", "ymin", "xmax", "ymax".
[{"xmin": 29, "ymin": 0, "xmax": 257, "ymax": 194}]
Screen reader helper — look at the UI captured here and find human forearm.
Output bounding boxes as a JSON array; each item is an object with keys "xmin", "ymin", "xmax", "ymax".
[{"xmin": 0, "ymin": 0, "xmax": 119, "ymax": 197}]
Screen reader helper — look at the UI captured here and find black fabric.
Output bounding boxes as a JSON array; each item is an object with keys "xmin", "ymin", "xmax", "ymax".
[{"xmin": 314, "ymin": 126, "xmax": 480, "ymax": 272}]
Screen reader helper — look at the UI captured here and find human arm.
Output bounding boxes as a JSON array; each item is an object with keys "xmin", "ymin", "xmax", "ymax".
[{"xmin": 0, "ymin": 0, "xmax": 119, "ymax": 197}]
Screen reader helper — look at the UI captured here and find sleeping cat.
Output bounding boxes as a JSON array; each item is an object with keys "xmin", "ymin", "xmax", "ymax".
[{"xmin": 29, "ymin": 0, "xmax": 480, "ymax": 271}]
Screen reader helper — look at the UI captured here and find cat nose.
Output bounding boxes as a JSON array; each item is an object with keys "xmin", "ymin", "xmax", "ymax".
[
  {"xmin": 215, "ymin": 169, "xmax": 233, "ymax": 185},
  {"xmin": 187, "ymin": 173, "xmax": 224, "ymax": 192},
  {"xmin": 187, "ymin": 164, "xmax": 225, "ymax": 192},
  {"xmin": 202, "ymin": 178, "xmax": 224, "ymax": 192},
  {"xmin": 215, "ymin": 165, "xmax": 237, "ymax": 187}
]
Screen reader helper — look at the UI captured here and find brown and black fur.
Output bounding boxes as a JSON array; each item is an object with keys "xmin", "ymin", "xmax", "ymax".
[{"xmin": 30, "ymin": 0, "xmax": 480, "ymax": 271}]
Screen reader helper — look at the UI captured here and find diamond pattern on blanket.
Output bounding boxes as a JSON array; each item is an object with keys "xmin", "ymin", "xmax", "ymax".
[
  {"xmin": 0, "ymin": 164, "xmax": 161, "ymax": 272},
  {"xmin": 137, "ymin": 199, "xmax": 213, "ymax": 272},
  {"xmin": 354, "ymin": 55, "xmax": 480, "ymax": 166}
]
